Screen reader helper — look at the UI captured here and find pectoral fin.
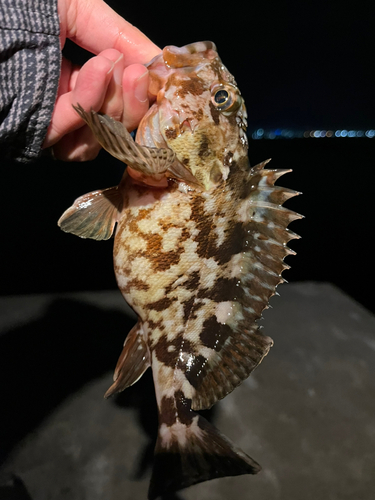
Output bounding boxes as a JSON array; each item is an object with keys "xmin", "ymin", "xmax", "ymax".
[
  {"xmin": 104, "ymin": 321, "xmax": 150, "ymax": 398},
  {"xmin": 73, "ymin": 104, "xmax": 176, "ymax": 176},
  {"xmin": 58, "ymin": 186, "xmax": 122, "ymax": 240}
]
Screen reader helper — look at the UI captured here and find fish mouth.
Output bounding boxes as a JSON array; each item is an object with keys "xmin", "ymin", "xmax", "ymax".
[
  {"xmin": 162, "ymin": 41, "xmax": 217, "ymax": 68},
  {"xmin": 146, "ymin": 41, "xmax": 217, "ymax": 69}
]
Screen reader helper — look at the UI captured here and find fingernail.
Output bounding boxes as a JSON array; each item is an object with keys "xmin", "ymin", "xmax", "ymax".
[
  {"xmin": 134, "ymin": 70, "xmax": 149, "ymax": 103},
  {"xmin": 106, "ymin": 53, "xmax": 123, "ymax": 82},
  {"xmin": 112, "ymin": 54, "xmax": 124, "ymax": 86}
]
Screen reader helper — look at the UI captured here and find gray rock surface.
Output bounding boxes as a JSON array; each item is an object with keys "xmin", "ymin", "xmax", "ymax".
[{"xmin": 1, "ymin": 282, "xmax": 374, "ymax": 499}]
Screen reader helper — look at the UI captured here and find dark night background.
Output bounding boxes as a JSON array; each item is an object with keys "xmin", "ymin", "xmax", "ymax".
[
  {"xmin": 1, "ymin": 1, "xmax": 374, "ymax": 312},
  {"xmin": 1, "ymin": 3, "xmax": 375, "ymax": 498}
]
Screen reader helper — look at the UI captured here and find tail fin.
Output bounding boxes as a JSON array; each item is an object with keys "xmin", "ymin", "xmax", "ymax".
[{"xmin": 148, "ymin": 411, "xmax": 260, "ymax": 500}]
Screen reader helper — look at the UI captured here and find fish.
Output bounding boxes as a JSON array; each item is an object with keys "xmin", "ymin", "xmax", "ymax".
[{"xmin": 58, "ymin": 41, "xmax": 302, "ymax": 499}]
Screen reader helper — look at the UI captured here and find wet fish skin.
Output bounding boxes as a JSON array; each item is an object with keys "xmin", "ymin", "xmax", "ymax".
[{"xmin": 58, "ymin": 41, "xmax": 301, "ymax": 499}]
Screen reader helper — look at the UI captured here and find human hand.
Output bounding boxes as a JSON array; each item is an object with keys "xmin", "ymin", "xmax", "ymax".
[{"xmin": 43, "ymin": 0, "xmax": 160, "ymax": 161}]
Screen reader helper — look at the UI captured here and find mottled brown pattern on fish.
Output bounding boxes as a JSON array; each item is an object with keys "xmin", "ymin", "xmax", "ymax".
[
  {"xmin": 121, "ymin": 278, "xmax": 150, "ymax": 294},
  {"xmin": 153, "ymin": 335, "xmax": 195, "ymax": 368},
  {"xmin": 209, "ymin": 57, "xmax": 227, "ymax": 79},
  {"xmin": 192, "ymin": 108, "xmax": 204, "ymax": 121},
  {"xmin": 153, "ymin": 336, "xmax": 176, "ymax": 367},
  {"xmin": 184, "ymin": 271, "xmax": 200, "ymax": 291},
  {"xmin": 151, "ymin": 252, "xmax": 182, "ymax": 273},
  {"xmin": 223, "ymin": 151, "xmax": 234, "ymax": 167},
  {"xmin": 147, "ymin": 296, "xmax": 178, "ymax": 311},
  {"xmin": 182, "ymin": 296, "xmax": 204, "ymax": 322},
  {"xmin": 209, "ymin": 101, "xmax": 220, "ymax": 125},
  {"xmin": 226, "ymin": 112, "xmax": 239, "ymax": 128},
  {"xmin": 198, "ymin": 277, "xmax": 243, "ymax": 302},
  {"xmin": 126, "ymin": 208, "xmax": 149, "ymax": 233},
  {"xmin": 184, "ymin": 355, "xmax": 207, "ymax": 389},
  {"xmin": 198, "ymin": 136, "xmax": 210, "ymax": 159},
  {"xmin": 112, "ymin": 162, "xmax": 299, "ymax": 414},
  {"xmin": 174, "ymin": 392, "xmax": 194, "ymax": 425},
  {"xmin": 165, "ymin": 72, "xmax": 207, "ymax": 97},
  {"xmin": 214, "ymin": 221, "xmax": 247, "ymax": 265},
  {"xmin": 165, "ymin": 128, "xmax": 178, "ymax": 140},
  {"xmin": 160, "ymin": 396, "xmax": 177, "ymax": 426},
  {"xmin": 189, "ymin": 196, "xmax": 218, "ymax": 258},
  {"xmin": 147, "ymin": 318, "xmax": 165, "ymax": 332},
  {"xmin": 200, "ymin": 316, "xmax": 232, "ymax": 351}
]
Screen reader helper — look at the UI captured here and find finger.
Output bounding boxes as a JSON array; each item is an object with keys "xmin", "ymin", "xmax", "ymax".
[
  {"xmin": 43, "ymin": 51, "xmax": 122, "ymax": 148},
  {"xmin": 52, "ymin": 125, "xmax": 102, "ymax": 161},
  {"xmin": 60, "ymin": 0, "xmax": 160, "ymax": 64},
  {"xmin": 58, "ymin": 57, "xmax": 75, "ymax": 97},
  {"xmin": 54, "ymin": 60, "xmax": 150, "ymax": 160},
  {"xmin": 121, "ymin": 64, "xmax": 150, "ymax": 132},
  {"xmin": 100, "ymin": 53, "xmax": 125, "ymax": 121}
]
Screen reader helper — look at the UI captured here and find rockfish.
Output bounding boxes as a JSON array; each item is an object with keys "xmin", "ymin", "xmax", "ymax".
[{"xmin": 58, "ymin": 41, "xmax": 301, "ymax": 499}]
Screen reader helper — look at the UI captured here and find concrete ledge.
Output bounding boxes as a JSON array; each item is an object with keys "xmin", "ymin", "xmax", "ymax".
[{"xmin": 1, "ymin": 282, "xmax": 374, "ymax": 499}]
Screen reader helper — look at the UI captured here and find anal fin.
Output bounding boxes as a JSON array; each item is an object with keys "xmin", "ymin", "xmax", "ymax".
[{"xmin": 104, "ymin": 321, "xmax": 150, "ymax": 398}]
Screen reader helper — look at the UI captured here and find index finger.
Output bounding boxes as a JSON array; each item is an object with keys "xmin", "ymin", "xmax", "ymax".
[{"xmin": 59, "ymin": 0, "xmax": 160, "ymax": 64}]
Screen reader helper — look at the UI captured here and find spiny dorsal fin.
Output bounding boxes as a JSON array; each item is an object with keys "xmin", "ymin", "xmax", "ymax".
[
  {"xmin": 58, "ymin": 186, "xmax": 122, "ymax": 240},
  {"xmin": 104, "ymin": 321, "xmax": 150, "ymax": 398},
  {"xmin": 190, "ymin": 160, "xmax": 301, "ymax": 410},
  {"xmin": 189, "ymin": 161, "xmax": 301, "ymax": 410}
]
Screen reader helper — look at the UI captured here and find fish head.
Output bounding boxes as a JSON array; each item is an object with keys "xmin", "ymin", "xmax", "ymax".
[{"xmin": 136, "ymin": 41, "xmax": 248, "ymax": 191}]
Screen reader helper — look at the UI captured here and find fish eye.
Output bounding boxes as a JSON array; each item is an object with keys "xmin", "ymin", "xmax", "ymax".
[
  {"xmin": 214, "ymin": 89, "xmax": 229, "ymax": 105},
  {"xmin": 211, "ymin": 85, "xmax": 241, "ymax": 113}
]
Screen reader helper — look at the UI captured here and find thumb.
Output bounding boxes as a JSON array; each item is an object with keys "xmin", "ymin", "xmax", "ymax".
[{"xmin": 58, "ymin": 0, "xmax": 160, "ymax": 64}]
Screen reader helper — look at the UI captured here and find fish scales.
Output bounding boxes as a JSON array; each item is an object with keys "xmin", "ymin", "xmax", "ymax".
[{"xmin": 58, "ymin": 41, "xmax": 301, "ymax": 499}]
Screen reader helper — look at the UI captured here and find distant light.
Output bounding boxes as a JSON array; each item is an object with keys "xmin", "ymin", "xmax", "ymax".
[{"xmin": 249, "ymin": 128, "xmax": 374, "ymax": 139}]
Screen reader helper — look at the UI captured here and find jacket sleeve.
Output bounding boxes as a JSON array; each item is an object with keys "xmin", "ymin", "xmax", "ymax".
[{"xmin": 0, "ymin": 0, "xmax": 61, "ymax": 163}]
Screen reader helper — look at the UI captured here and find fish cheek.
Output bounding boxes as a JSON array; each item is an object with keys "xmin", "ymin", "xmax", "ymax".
[{"xmin": 209, "ymin": 101, "xmax": 221, "ymax": 125}]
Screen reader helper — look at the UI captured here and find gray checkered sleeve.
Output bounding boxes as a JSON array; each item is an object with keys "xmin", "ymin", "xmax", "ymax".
[{"xmin": 0, "ymin": 0, "xmax": 61, "ymax": 163}]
